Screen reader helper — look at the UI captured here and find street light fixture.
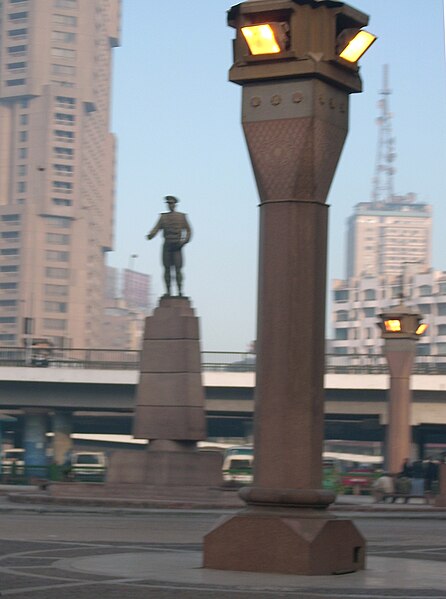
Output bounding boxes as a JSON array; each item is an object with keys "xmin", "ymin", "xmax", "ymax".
[
  {"xmin": 338, "ymin": 29, "xmax": 376, "ymax": 62},
  {"xmin": 204, "ymin": 0, "xmax": 375, "ymax": 577},
  {"xmin": 378, "ymin": 301, "xmax": 427, "ymax": 474}
]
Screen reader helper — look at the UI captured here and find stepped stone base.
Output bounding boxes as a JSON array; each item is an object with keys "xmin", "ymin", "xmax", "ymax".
[
  {"xmin": 106, "ymin": 446, "xmax": 223, "ymax": 487},
  {"xmin": 203, "ymin": 488, "xmax": 365, "ymax": 575}
]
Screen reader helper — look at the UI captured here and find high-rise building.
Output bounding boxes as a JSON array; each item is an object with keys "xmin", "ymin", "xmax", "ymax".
[
  {"xmin": 331, "ymin": 66, "xmax": 441, "ymax": 356},
  {"xmin": 0, "ymin": 0, "xmax": 120, "ymax": 348},
  {"xmin": 346, "ymin": 195, "xmax": 432, "ymax": 278}
]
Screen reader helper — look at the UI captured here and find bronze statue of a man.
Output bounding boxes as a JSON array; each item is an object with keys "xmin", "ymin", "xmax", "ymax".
[{"xmin": 146, "ymin": 196, "xmax": 192, "ymax": 297}]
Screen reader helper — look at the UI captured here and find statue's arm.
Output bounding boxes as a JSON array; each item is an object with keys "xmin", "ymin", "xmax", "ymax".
[
  {"xmin": 182, "ymin": 215, "xmax": 192, "ymax": 245},
  {"xmin": 146, "ymin": 215, "xmax": 163, "ymax": 240}
]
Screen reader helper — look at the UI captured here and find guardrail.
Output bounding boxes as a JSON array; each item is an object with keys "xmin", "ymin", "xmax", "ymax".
[{"xmin": 0, "ymin": 348, "xmax": 446, "ymax": 374}]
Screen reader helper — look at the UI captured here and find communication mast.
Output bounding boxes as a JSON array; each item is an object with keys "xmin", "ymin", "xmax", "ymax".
[{"xmin": 371, "ymin": 64, "xmax": 397, "ymax": 204}]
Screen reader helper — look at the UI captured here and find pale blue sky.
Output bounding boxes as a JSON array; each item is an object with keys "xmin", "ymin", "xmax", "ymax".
[{"xmin": 109, "ymin": 0, "xmax": 446, "ymax": 351}]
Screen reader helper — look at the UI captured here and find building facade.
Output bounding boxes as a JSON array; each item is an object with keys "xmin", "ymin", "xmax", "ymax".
[
  {"xmin": 0, "ymin": 0, "xmax": 120, "ymax": 348},
  {"xmin": 100, "ymin": 266, "xmax": 151, "ymax": 350},
  {"xmin": 346, "ymin": 195, "xmax": 432, "ymax": 278},
  {"xmin": 332, "ymin": 267, "xmax": 446, "ymax": 357}
]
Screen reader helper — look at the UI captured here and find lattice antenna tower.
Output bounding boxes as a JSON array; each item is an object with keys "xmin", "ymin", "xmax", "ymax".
[{"xmin": 371, "ymin": 65, "xmax": 397, "ymax": 204}]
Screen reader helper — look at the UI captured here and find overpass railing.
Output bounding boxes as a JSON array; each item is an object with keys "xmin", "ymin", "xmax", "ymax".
[{"xmin": 0, "ymin": 347, "xmax": 445, "ymax": 374}]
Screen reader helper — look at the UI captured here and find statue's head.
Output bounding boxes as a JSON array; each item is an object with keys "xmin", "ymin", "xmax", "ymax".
[{"xmin": 165, "ymin": 196, "xmax": 178, "ymax": 211}]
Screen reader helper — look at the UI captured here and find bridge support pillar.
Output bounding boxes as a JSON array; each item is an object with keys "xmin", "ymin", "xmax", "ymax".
[
  {"xmin": 24, "ymin": 410, "xmax": 48, "ymax": 474},
  {"xmin": 52, "ymin": 411, "xmax": 72, "ymax": 465}
]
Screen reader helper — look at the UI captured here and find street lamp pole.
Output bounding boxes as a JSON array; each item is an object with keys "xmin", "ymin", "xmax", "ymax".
[
  {"xmin": 204, "ymin": 0, "xmax": 375, "ymax": 576},
  {"xmin": 378, "ymin": 302, "xmax": 427, "ymax": 473}
]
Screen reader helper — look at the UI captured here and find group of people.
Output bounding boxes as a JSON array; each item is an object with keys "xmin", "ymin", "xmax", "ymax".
[{"xmin": 372, "ymin": 457, "xmax": 441, "ymax": 502}]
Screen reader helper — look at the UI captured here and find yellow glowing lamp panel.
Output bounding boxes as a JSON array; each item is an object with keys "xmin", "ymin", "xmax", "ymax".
[
  {"xmin": 339, "ymin": 30, "xmax": 376, "ymax": 63},
  {"xmin": 241, "ymin": 24, "xmax": 281, "ymax": 55},
  {"xmin": 384, "ymin": 319, "xmax": 401, "ymax": 333},
  {"xmin": 416, "ymin": 323, "xmax": 428, "ymax": 335}
]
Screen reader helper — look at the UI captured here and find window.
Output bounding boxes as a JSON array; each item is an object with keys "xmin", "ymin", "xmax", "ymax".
[
  {"xmin": 8, "ymin": 28, "xmax": 27, "ymax": 37},
  {"xmin": 52, "ymin": 64, "xmax": 75, "ymax": 76},
  {"xmin": 54, "ymin": 146, "xmax": 73, "ymax": 157},
  {"xmin": 419, "ymin": 285, "xmax": 432, "ymax": 297},
  {"xmin": 46, "ymin": 232, "xmax": 70, "ymax": 243},
  {"xmin": 0, "ymin": 282, "xmax": 17, "ymax": 290},
  {"xmin": 7, "ymin": 61, "xmax": 26, "ymax": 69},
  {"xmin": 0, "ymin": 334, "xmax": 16, "ymax": 342},
  {"xmin": 46, "ymin": 250, "xmax": 69, "ymax": 261},
  {"xmin": 438, "ymin": 282, "xmax": 446, "ymax": 295},
  {"xmin": 334, "ymin": 289, "xmax": 349, "ymax": 302},
  {"xmin": 0, "ymin": 300, "xmax": 17, "ymax": 307},
  {"xmin": 52, "ymin": 31, "xmax": 76, "ymax": 43},
  {"xmin": 18, "ymin": 165, "xmax": 26, "ymax": 176},
  {"xmin": 19, "ymin": 130, "xmax": 27, "ymax": 142},
  {"xmin": 0, "ymin": 249, "xmax": 19, "ymax": 256},
  {"xmin": 2, "ymin": 231, "xmax": 20, "ymax": 239},
  {"xmin": 438, "ymin": 303, "xmax": 446, "ymax": 316},
  {"xmin": 0, "ymin": 266, "xmax": 18, "ymax": 273},
  {"xmin": 363, "ymin": 308, "xmax": 375, "ymax": 318},
  {"xmin": 2, "ymin": 214, "xmax": 20, "ymax": 222},
  {"xmin": 17, "ymin": 181, "xmax": 26, "ymax": 193},
  {"xmin": 53, "ymin": 14, "xmax": 77, "ymax": 26},
  {"xmin": 7, "ymin": 78, "xmax": 26, "ymax": 86},
  {"xmin": 9, "ymin": 11, "xmax": 28, "ymax": 19},
  {"xmin": 437, "ymin": 325, "xmax": 446, "ymax": 336},
  {"xmin": 53, "ymin": 198, "xmax": 72, "ymax": 206},
  {"xmin": 44, "ymin": 301, "xmax": 67, "ymax": 313},
  {"xmin": 19, "ymin": 98, "xmax": 28, "ymax": 108},
  {"xmin": 43, "ymin": 318, "xmax": 66, "ymax": 330},
  {"xmin": 53, "ymin": 181, "xmax": 72, "ymax": 190},
  {"xmin": 45, "ymin": 284, "xmax": 68, "ymax": 296},
  {"xmin": 0, "ymin": 317, "xmax": 16, "ymax": 324},
  {"xmin": 18, "ymin": 147, "xmax": 27, "ymax": 159},
  {"xmin": 418, "ymin": 304, "xmax": 431, "ymax": 314},
  {"xmin": 51, "ymin": 47, "xmax": 76, "ymax": 59},
  {"xmin": 45, "ymin": 216, "xmax": 71, "ymax": 228},
  {"xmin": 45, "ymin": 267, "xmax": 69, "ymax": 279},
  {"xmin": 19, "ymin": 114, "xmax": 28, "ymax": 125},
  {"xmin": 417, "ymin": 344, "xmax": 430, "ymax": 356},
  {"xmin": 10, "ymin": 0, "xmax": 29, "ymax": 4},
  {"xmin": 335, "ymin": 328, "xmax": 348, "ymax": 341},
  {"xmin": 336, "ymin": 310, "xmax": 349, "ymax": 322},
  {"xmin": 54, "ymin": 129, "xmax": 74, "ymax": 140},
  {"xmin": 55, "ymin": 112, "xmax": 75, "ymax": 123},
  {"xmin": 55, "ymin": 96, "xmax": 76, "ymax": 107},
  {"xmin": 54, "ymin": 164, "xmax": 73, "ymax": 173},
  {"xmin": 8, "ymin": 44, "xmax": 27, "ymax": 54},
  {"xmin": 437, "ymin": 343, "xmax": 446, "ymax": 354}
]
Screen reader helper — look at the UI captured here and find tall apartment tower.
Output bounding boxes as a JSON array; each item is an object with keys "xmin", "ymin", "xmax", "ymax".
[
  {"xmin": 345, "ymin": 66, "xmax": 432, "ymax": 278},
  {"xmin": 346, "ymin": 196, "xmax": 432, "ymax": 278},
  {"xmin": 0, "ymin": 0, "xmax": 120, "ymax": 348}
]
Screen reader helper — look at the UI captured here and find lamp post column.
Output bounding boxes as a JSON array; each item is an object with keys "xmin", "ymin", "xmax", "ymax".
[
  {"xmin": 204, "ymin": 0, "xmax": 376, "ymax": 575},
  {"xmin": 384, "ymin": 340, "xmax": 416, "ymax": 473}
]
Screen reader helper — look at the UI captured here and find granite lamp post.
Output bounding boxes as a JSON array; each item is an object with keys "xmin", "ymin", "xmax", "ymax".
[
  {"xmin": 378, "ymin": 302, "xmax": 427, "ymax": 474},
  {"xmin": 204, "ymin": 0, "xmax": 375, "ymax": 576}
]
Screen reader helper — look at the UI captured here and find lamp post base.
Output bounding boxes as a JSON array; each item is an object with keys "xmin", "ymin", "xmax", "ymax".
[{"xmin": 203, "ymin": 488, "xmax": 365, "ymax": 575}]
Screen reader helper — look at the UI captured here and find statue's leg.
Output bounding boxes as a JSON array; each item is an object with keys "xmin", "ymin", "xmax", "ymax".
[
  {"xmin": 173, "ymin": 250, "xmax": 183, "ymax": 296},
  {"xmin": 162, "ymin": 245, "xmax": 171, "ymax": 296}
]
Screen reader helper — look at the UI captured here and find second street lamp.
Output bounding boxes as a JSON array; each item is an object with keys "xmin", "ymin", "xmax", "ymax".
[
  {"xmin": 204, "ymin": 0, "xmax": 375, "ymax": 576},
  {"xmin": 378, "ymin": 301, "xmax": 428, "ymax": 474}
]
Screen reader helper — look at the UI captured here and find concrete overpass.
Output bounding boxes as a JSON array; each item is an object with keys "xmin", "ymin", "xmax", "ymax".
[{"xmin": 1, "ymin": 364, "xmax": 446, "ymax": 458}]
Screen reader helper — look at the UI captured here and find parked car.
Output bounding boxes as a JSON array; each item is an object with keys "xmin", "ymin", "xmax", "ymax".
[
  {"xmin": 70, "ymin": 451, "xmax": 106, "ymax": 481},
  {"xmin": 1, "ymin": 448, "xmax": 25, "ymax": 476},
  {"xmin": 222, "ymin": 453, "xmax": 253, "ymax": 485}
]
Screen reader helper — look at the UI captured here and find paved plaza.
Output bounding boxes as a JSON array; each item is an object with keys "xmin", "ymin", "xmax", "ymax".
[{"xmin": 1, "ymin": 497, "xmax": 446, "ymax": 598}]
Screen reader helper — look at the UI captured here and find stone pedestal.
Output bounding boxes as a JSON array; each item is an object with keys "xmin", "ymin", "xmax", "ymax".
[
  {"xmin": 204, "ymin": 488, "xmax": 365, "ymax": 575},
  {"xmin": 134, "ymin": 296, "xmax": 206, "ymax": 441},
  {"xmin": 107, "ymin": 297, "xmax": 222, "ymax": 489}
]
